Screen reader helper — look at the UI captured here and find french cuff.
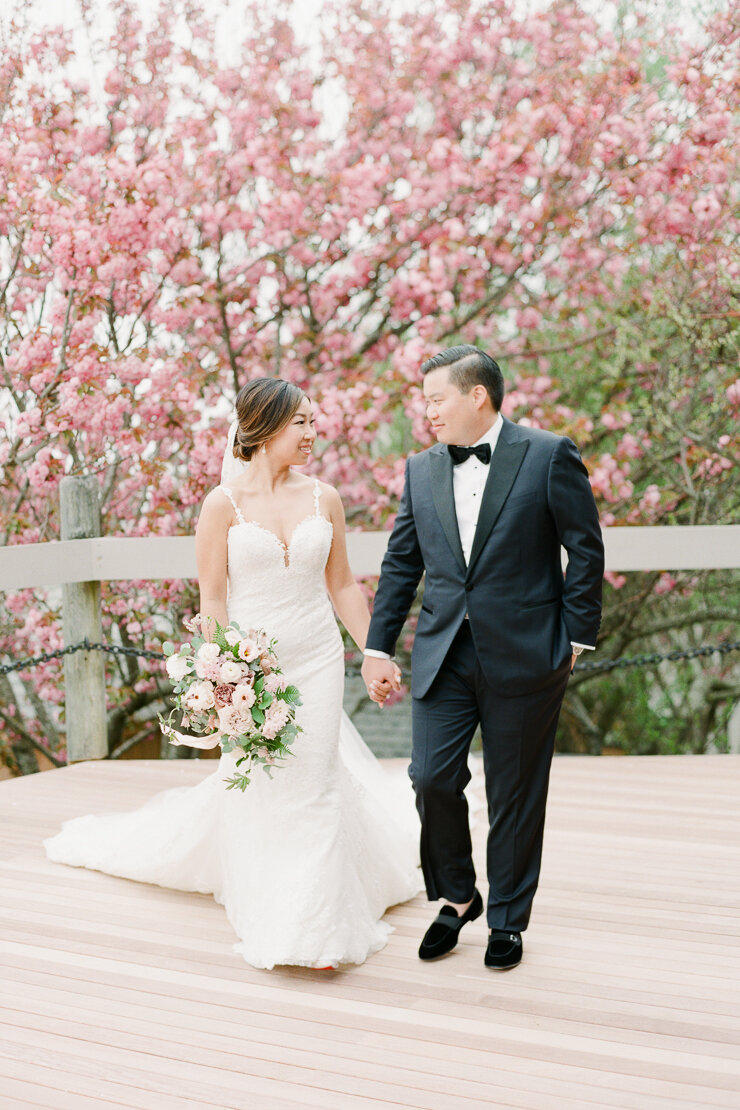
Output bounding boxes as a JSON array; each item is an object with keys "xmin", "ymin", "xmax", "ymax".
[
  {"xmin": 363, "ymin": 648, "xmax": 392, "ymax": 660},
  {"xmin": 570, "ymin": 642, "xmax": 595, "ymax": 655}
]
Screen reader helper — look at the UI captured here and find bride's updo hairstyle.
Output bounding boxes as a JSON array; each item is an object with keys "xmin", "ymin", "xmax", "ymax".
[{"xmin": 233, "ymin": 377, "xmax": 307, "ymax": 461}]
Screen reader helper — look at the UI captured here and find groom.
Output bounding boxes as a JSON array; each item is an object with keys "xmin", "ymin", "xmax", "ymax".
[{"xmin": 362, "ymin": 345, "xmax": 604, "ymax": 969}]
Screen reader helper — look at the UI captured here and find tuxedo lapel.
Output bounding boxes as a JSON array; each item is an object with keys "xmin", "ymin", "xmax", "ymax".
[
  {"xmin": 466, "ymin": 427, "xmax": 529, "ymax": 579},
  {"xmin": 428, "ymin": 447, "xmax": 466, "ymax": 572}
]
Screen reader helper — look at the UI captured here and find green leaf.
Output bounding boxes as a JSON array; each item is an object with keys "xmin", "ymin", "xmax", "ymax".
[
  {"xmin": 162, "ymin": 641, "xmax": 175, "ymax": 656},
  {"xmin": 251, "ymin": 707, "xmax": 265, "ymax": 726},
  {"xmin": 281, "ymin": 685, "xmax": 302, "ymax": 705},
  {"xmin": 254, "ymin": 676, "xmax": 265, "ymax": 695},
  {"xmin": 224, "ymin": 773, "xmax": 251, "ymax": 791}
]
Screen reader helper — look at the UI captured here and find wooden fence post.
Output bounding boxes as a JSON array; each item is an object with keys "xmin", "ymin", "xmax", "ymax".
[{"xmin": 60, "ymin": 475, "xmax": 107, "ymax": 761}]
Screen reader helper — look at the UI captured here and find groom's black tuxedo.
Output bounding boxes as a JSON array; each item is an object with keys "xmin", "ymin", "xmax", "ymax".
[{"xmin": 366, "ymin": 416, "xmax": 604, "ymax": 932}]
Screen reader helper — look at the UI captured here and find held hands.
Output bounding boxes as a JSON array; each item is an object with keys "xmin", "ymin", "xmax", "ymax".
[{"xmin": 361, "ymin": 656, "xmax": 402, "ymax": 708}]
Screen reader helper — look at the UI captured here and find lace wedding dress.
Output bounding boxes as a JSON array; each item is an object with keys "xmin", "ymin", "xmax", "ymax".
[{"xmin": 44, "ymin": 478, "xmax": 422, "ymax": 969}]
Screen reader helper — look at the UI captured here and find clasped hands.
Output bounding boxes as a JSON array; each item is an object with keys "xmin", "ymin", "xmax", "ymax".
[
  {"xmin": 362, "ymin": 653, "xmax": 579, "ymax": 706},
  {"xmin": 361, "ymin": 656, "xmax": 402, "ymax": 708}
]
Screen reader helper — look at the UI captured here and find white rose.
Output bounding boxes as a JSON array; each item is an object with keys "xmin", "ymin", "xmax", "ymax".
[
  {"xmin": 197, "ymin": 641, "xmax": 221, "ymax": 663},
  {"xmin": 224, "ymin": 627, "xmax": 241, "ymax": 646},
  {"xmin": 166, "ymin": 654, "xmax": 191, "ymax": 682},
  {"xmin": 219, "ymin": 659, "xmax": 244, "ymax": 684}
]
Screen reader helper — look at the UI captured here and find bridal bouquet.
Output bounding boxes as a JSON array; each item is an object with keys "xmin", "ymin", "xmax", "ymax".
[{"xmin": 159, "ymin": 615, "xmax": 302, "ymax": 791}]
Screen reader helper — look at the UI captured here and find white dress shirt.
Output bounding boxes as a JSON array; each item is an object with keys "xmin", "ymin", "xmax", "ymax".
[
  {"xmin": 364, "ymin": 414, "xmax": 594, "ymax": 657},
  {"xmin": 453, "ymin": 415, "xmax": 503, "ymax": 565}
]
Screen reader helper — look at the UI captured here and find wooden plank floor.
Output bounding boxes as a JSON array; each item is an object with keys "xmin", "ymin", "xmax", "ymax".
[{"xmin": 1, "ymin": 755, "xmax": 739, "ymax": 1110}]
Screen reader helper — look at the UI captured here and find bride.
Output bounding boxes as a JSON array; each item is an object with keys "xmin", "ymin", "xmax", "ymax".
[{"xmin": 45, "ymin": 377, "xmax": 422, "ymax": 970}]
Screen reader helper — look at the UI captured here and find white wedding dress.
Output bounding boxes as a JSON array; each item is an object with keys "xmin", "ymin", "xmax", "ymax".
[{"xmin": 44, "ymin": 477, "xmax": 422, "ymax": 969}]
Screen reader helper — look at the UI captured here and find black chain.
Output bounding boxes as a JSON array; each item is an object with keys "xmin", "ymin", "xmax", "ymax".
[
  {"xmin": 572, "ymin": 640, "xmax": 740, "ymax": 676},
  {"xmin": 0, "ymin": 639, "xmax": 166, "ymax": 677},
  {"xmin": 2, "ymin": 638, "xmax": 739, "ymax": 679}
]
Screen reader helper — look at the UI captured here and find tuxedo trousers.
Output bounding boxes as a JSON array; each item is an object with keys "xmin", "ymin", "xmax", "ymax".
[{"xmin": 410, "ymin": 620, "xmax": 570, "ymax": 932}]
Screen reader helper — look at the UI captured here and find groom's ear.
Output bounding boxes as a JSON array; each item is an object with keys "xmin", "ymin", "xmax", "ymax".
[{"xmin": 472, "ymin": 384, "xmax": 491, "ymax": 410}]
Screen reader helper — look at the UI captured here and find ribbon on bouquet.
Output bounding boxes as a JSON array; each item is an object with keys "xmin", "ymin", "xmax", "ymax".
[{"xmin": 160, "ymin": 722, "xmax": 223, "ymax": 750}]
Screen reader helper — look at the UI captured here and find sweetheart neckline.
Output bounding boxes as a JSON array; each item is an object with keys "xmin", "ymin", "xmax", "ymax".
[{"xmin": 228, "ymin": 514, "xmax": 333, "ymax": 568}]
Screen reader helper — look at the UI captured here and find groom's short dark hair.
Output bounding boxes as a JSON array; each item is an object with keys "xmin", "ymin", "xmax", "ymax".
[{"xmin": 421, "ymin": 345, "xmax": 504, "ymax": 411}]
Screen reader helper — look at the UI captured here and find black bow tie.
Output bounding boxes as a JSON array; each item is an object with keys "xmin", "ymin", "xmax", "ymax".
[{"xmin": 448, "ymin": 443, "xmax": 492, "ymax": 466}]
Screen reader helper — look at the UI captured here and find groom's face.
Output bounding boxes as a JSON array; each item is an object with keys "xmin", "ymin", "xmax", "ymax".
[{"xmin": 423, "ymin": 367, "xmax": 480, "ymax": 446}]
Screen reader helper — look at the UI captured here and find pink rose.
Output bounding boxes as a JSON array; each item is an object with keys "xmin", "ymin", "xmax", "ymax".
[
  {"xmin": 261, "ymin": 718, "xmax": 282, "ymax": 740},
  {"xmin": 195, "ymin": 659, "xmax": 221, "ymax": 681},
  {"xmin": 217, "ymin": 705, "xmax": 236, "ymax": 734},
  {"xmin": 213, "ymin": 684, "xmax": 233, "ymax": 707},
  {"xmin": 262, "ymin": 700, "xmax": 291, "ymax": 738},
  {"xmin": 264, "ymin": 672, "xmax": 286, "ymax": 694},
  {"xmin": 230, "ymin": 710, "xmax": 254, "ymax": 736}
]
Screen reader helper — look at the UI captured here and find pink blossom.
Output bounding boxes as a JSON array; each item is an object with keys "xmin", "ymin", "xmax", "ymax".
[
  {"xmin": 692, "ymin": 193, "xmax": 721, "ymax": 222},
  {"xmin": 3, "ymin": 0, "xmax": 740, "ymax": 769},
  {"xmin": 605, "ymin": 572, "xmax": 627, "ymax": 591}
]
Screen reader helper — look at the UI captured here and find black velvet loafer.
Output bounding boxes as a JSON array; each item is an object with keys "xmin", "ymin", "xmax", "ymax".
[
  {"xmin": 418, "ymin": 889, "xmax": 483, "ymax": 960},
  {"xmin": 484, "ymin": 929, "xmax": 523, "ymax": 969}
]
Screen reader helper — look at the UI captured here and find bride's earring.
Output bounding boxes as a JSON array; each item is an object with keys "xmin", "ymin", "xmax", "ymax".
[{"xmin": 261, "ymin": 443, "xmax": 267, "ymax": 454}]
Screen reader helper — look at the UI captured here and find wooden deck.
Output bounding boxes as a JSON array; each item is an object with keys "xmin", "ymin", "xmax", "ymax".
[{"xmin": 1, "ymin": 755, "xmax": 739, "ymax": 1110}]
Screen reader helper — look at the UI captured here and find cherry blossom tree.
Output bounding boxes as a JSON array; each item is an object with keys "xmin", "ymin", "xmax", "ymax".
[{"xmin": 1, "ymin": 0, "xmax": 738, "ymax": 772}]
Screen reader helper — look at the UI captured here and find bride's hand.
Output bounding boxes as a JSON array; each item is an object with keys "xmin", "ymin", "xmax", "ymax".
[
  {"xmin": 362, "ymin": 656, "xmax": 401, "ymax": 706},
  {"xmin": 370, "ymin": 678, "xmax": 393, "ymax": 706}
]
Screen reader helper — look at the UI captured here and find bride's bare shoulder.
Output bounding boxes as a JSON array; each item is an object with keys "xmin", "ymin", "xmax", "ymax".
[
  {"xmin": 199, "ymin": 485, "xmax": 235, "ymax": 523},
  {"xmin": 290, "ymin": 472, "xmax": 334, "ymax": 496},
  {"xmin": 313, "ymin": 479, "xmax": 344, "ymax": 515}
]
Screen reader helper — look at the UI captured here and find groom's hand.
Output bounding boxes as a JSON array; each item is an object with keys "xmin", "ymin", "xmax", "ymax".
[{"xmin": 362, "ymin": 656, "xmax": 401, "ymax": 707}]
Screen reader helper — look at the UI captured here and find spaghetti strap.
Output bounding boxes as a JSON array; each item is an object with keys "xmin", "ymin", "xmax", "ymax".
[
  {"xmin": 312, "ymin": 479, "xmax": 322, "ymax": 517},
  {"xmin": 219, "ymin": 485, "xmax": 245, "ymax": 525}
]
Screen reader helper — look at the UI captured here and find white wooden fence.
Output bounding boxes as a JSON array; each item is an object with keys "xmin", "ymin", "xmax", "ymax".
[
  {"xmin": 1, "ymin": 475, "xmax": 738, "ymax": 761},
  {"xmin": 3, "ymin": 523, "xmax": 740, "ymax": 589}
]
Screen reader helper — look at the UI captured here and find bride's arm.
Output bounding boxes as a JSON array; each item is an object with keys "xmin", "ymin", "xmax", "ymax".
[
  {"xmin": 323, "ymin": 486, "xmax": 400, "ymax": 692},
  {"xmin": 323, "ymin": 485, "xmax": 373, "ymax": 649},
  {"xmin": 195, "ymin": 490, "xmax": 231, "ymax": 641}
]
